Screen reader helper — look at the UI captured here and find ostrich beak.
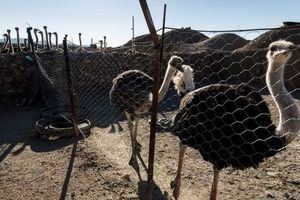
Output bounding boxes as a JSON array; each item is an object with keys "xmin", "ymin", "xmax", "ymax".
[
  {"xmin": 174, "ymin": 63, "xmax": 184, "ymax": 72},
  {"xmin": 273, "ymin": 46, "xmax": 294, "ymax": 57},
  {"xmin": 289, "ymin": 44, "xmax": 296, "ymax": 51}
]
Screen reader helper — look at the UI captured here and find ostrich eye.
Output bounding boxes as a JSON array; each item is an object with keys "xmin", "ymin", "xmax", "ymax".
[{"xmin": 270, "ymin": 46, "xmax": 278, "ymax": 52}]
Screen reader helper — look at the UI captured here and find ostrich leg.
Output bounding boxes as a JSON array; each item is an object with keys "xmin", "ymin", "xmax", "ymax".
[
  {"xmin": 134, "ymin": 115, "xmax": 148, "ymax": 172},
  {"xmin": 210, "ymin": 166, "xmax": 220, "ymax": 200},
  {"xmin": 125, "ymin": 112, "xmax": 142, "ymax": 180},
  {"xmin": 171, "ymin": 142, "xmax": 187, "ymax": 200}
]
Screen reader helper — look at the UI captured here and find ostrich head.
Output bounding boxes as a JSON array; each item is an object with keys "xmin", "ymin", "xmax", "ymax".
[
  {"xmin": 266, "ymin": 40, "xmax": 296, "ymax": 67},
  {"xmin": 172, "ymin": 64, "xmax": 195, "ymax": 96},
  {"xmin": 168, "ymin": 55, "xmax": 184, "ymax": 71},
  {"xmin": 168, "ymin": 55, "xmax": 195, "ymax": 96}
]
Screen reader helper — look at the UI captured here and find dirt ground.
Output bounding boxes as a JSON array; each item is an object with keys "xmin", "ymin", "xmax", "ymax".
[{"xmin": 0, "ymin": 95, "xmax": 299, "ymax": 200}]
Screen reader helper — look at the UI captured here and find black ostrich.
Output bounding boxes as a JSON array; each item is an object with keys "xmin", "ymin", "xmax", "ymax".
[
  {"xmin": 170, "ymin": 40, "xmax": 300, "ymax": 200},
  {"xmin": 110, "ymin": 55, "xmax": 195, "ymax": 179}
]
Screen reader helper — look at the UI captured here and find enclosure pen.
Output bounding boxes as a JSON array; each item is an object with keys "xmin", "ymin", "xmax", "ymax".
[
  {"xmin": 30, "ymin": 24, "xmax": 300, "ymax": 200},
  {"xmin": 2, "ymin": 3, "xmax": 300, "ymax": 199}
]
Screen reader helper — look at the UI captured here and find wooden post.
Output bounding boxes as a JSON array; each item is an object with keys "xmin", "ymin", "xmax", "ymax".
[
  {"xmin": 139, "ymin": 1, "xmax": 166, "ymax": 199},
  {"xmin": 132, "ymin": 16, "xmax": 136, "ymax": 53}
]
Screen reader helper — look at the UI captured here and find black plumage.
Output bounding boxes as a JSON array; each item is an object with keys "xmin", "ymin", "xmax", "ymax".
[
  {"xmin": 173, "ymin": 84, "xmax": 286, "ymax": 170},
  {"xmin": 110, "ymin": 55, "xmax": 187, "ymax": 181},
  {"xmin": 110, "ymin": 69, "xmax": 154, "ymax": 114}
]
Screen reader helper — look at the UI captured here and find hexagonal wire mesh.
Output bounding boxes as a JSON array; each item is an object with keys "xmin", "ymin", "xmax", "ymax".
[
  {"xmin": 35, "ymin": 25, "xmax": 300, "ymax": 199},
  {"xmin": 160, "ymin": 26, "xmax": 300, "ymax": 199}
]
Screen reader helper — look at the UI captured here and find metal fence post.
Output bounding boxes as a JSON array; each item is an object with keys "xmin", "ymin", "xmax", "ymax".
[
  {"xmin": 139, "ymin": 1, "xmax": 166, "ymax": 199},
  {"xmin": 63, "ymin": 38, "xmax": 80, "ymax": 137}
]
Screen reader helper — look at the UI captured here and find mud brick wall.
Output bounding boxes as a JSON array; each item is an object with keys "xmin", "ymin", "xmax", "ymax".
[{"xmin": 0, "ymin": 52, "xmax": 35, "ymax": 95}]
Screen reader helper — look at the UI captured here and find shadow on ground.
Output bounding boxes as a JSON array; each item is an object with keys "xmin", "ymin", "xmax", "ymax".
[
  {"xmin": 0, "ymin": 98, "xmax": 82, "ymax": 162},
  {"xmin": 137, "ymin": 180, "xmax": 169, "ymax": 200}
]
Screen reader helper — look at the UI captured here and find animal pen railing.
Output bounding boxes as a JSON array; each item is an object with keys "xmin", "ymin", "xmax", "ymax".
[{"xmin": 34, "ymin": 25, "xmax": 300, "ymax": 199}]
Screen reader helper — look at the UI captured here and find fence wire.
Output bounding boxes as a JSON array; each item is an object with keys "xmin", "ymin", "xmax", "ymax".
[{"xmin": 35, "ymin": 25, "xmax": 300, "ymax": 199}]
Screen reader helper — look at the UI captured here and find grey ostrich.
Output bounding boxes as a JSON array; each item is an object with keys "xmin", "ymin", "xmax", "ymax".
[
  {"xmin": 7, "ymin": 29, "xmax": 14, "ymax": 54},
  {"xmin": 15, "ymin": 27, "xmax": 22, "ymax": 52},
  {"xmin": 1, "ymin": 33, "xmax": 9, "ymax": 53},
  {"xmin": 79, "ymin": 33, "xmax": 82, "ymax": 49},
  {"xmin": 75, "ymin": 33, "xmax": 85, "ymax": 52},
  {"xmin": 43, "ymin": 26, "xmax": 50, "ymax": 50},
  {"xmin": 38, "ymin": 30, "xmax": 44, "ymax": 49},
  {"xmin": 33, "ymin": 28, "xmax": 39, "ymax": 50},
  {"xmin": 48, "ymin": 32, "xmax": 53, "ymax": 49},
  {"xmin": 99, "ymin": 40, "xmax": 103, "ymax": 52},
  {"xmin": 52, "ymin": 32, "xmax": 58, "ymax": 49},
  {"xmin": 169, "ymin": 40, "xmax": 300, "ymax": 200},
  {"xmin": 23, "ymin": 38, "xmax": 29, "ymax": 51},
  {"xmin": 103, "ymin": 36, "xmax": 107, "ymax": 52},
  {"xmin": 110, "ymin": 56, "xmax": 195, "ymax": 178}
]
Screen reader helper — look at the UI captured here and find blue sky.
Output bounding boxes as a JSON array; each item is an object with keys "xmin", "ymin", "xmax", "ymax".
[{"xmin": 1, "ymin": 0, "xmax": 299, "ymax": 47}]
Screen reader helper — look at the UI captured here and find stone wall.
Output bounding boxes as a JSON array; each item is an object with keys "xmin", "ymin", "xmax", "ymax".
[{"xmin": 0, "ymin": 52, "xmax": 35, "ymax": 96}]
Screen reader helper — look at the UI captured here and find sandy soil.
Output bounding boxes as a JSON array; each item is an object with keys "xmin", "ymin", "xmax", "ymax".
[{"xmin": 0, "ymin": 96, "xmax": 299, "ymax": 200}]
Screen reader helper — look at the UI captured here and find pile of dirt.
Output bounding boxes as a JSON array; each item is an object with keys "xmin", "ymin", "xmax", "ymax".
[
  {"xmin": 122, "ymin": 34, "xmax": 154, "ymax": 47},
  {"xmin": 164, "ymin": 28, "xmax": 208, "ymax": 44},
  {"xmin": 192, "ymin": 33, "xmax": 249, "ymax": 51},
  {"xmin": 241, "ymin": 26, "xmax": 300, "ymax": 50}
]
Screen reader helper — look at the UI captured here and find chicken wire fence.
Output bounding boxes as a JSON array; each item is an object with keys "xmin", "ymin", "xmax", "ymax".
[
  {"xmin": 34, "ymin": 25, "xmax": 300, "ymax": 197},
  {"xmin": 37, "ymin": 27, "xmax": 300, "ymax": 120}
]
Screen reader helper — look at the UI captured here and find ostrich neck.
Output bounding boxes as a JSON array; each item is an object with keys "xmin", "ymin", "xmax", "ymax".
[
  {"xmin": 40, "ymin": 34, "xmax": 44, "ymax": 48},
  {"xmin": 2, "ymin": 36, "xmax": 8, "ymax": 48},
  {"xmin": 266, "ymin": 61, "xmax": 300, "ymax": 142},
  {"xmin": 55, "ymin": 34, "xmax": 58, "ymax": 47},
  {"xmin": 157, "ymin": 64, "xmax": 177, "ymax": 103},
  {"xmin": 34, "ymin": 32, "xmax": 38, "ymax": 43}
]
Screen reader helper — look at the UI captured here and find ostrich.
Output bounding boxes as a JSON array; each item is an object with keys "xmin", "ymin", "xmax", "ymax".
[
  {"xmin": 33, "ymin": 28, "xmax": 39, "ymax": 50},
  {"xmin": 22, "ymin": 38, "xmax": 29, "ymax": 51},
  {"xmin": 170, "ymin": 40, "xmax": 300, "ymax": 200},
  {"xmin": 110, "ymin": 56, "xmax": 195, "ymax": 178},
  {"xmin": 38, "ymin": 30, "xmax": 44, "ymax": 49},
  {"xmin": 15, "ymin": 27, "xmax": 22, "ymax": 52},
  {"xmin": 43, "ymin": 26, "xmax": 50, "ymax": 50},
  {"xmin": 103, "ymin": 36, "xmax": 107, "ymax": 52},
  {"xmin": 7, "ymin": 29, "xmax": 14, "ymax": 54},
  {"xmin": 52, "ymin": 32, "xmax": 58, "ymax": 49},
  {"xmin": 0, "ymin": 33, "xmax": 9, "ymax": 53},
  {"xmin": 99, "ymin": 40, "xmax": 103, "ymax": 52},
  {"xmin": 48, "ymin": 32, "xmax": 53, "ymax": 49},
  {"xmin": 75, "ymin": 33, "xmax": 85, "ymax": 52}
]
